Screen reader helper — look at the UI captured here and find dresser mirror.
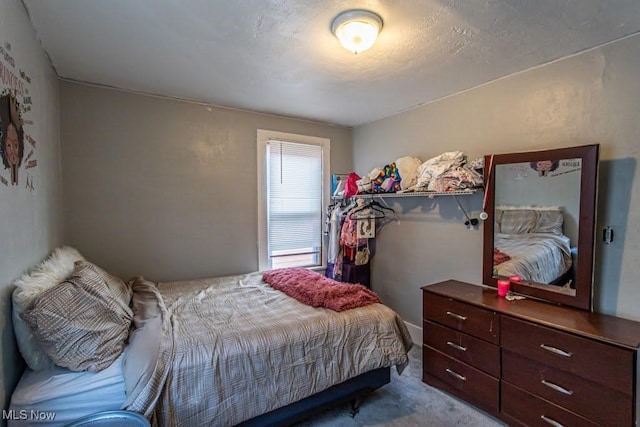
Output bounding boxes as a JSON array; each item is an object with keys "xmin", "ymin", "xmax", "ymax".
[{"xmin": 482, "ymin": 144, "xmax": 599, "ymax": 310}]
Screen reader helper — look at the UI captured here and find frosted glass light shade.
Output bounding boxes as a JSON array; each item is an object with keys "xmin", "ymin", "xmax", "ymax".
[{"xmin": 331, "ymin": 10, "xmax": 383, "ymax": 54}]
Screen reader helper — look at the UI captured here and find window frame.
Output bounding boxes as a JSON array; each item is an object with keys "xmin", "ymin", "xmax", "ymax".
[{"xmin": 257, "ymin": 129, "xmax": 330, "ymax": 271}]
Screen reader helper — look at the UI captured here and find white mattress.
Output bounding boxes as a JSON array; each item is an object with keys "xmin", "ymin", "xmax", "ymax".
[{"xmin": 8, "ymin": 354, "xmax": 126, "ymax": 426}]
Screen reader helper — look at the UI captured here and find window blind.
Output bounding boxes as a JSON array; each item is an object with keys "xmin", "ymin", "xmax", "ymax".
[{"xmin": 267, "ymin": 140, "xmax": 322, "ymax": 267}]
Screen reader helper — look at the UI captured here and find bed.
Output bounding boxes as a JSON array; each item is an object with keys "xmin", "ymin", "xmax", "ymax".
[
  {"xmin": 8, "ymin": 247, "xmax": 412, "ymax": 426},
  {"xmin": 492, "ymin": 206, "xmax": 573, "ymax": 285}
]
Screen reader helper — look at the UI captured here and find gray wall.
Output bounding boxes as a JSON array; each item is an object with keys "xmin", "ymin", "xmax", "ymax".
[
  {"xmin": 60, "ymin": 82, "xmax": 352, "ymax": 282},
  {"xmin": 0, "ymin": 0, "xmax": 62, "ymax": 415},
  {"xmin": 354, "ymin": 33, "xmax": 640, "ymax": 326},
  {"xmin": 495, "ymin": 161, "xmax": 581, "ymax": 245}
]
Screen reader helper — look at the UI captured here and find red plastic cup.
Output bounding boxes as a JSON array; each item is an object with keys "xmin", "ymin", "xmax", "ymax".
[{"xmin": 497, "ymin": 279, "xmax": 510, "ymax": 297}]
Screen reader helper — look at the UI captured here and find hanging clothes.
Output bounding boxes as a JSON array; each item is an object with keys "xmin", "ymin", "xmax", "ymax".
[
  {"xmin": 327, "ymin": 204, "xmax": 344, "ymax": 265},
  {"xmin": 324, "ymin": 199, "xmax": 389, "ymax": 288},
  {"xmin": 340, "ymin": 238, "xmax": 375, "ymax": 287},
  {"xmin": 325, "ymin": 203, "xmax": 346, "ymax": 281},
  {"xmin": 340, "ymin": 210, "xmax": 368, "ymax": 260}
]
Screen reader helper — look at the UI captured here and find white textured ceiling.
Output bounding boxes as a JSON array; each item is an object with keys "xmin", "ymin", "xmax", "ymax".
[{"xmin": 23, "ymin": 0, "xmax": 640, "ymax": 127}]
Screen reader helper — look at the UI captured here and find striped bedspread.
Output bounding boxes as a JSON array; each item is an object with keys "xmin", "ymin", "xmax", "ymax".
[
  {"xmin": 124, "ymin": 272, "xmax": 412, "ymax": 426},
  {"xmin": 494, "ymin": 232, "xmax": 572, "ymax": 284}
]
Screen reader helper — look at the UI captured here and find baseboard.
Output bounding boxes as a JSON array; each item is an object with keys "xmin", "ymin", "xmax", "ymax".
[{"xmin": 404, "ymin": 320, "xmax": 422, "ymax": 346}]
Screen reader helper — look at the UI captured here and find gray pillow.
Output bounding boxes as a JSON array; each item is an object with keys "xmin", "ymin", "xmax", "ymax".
[
  {"xmin": 21, "ymin": 261, "xmax": 133, "ymax": 372},
  {"xmin": 12, "ymin": 246, "xmax": 85, "ymax": 370},
  {"xmin": 498, "ymin": 208, "xmax": 563, "ymax": 235}
]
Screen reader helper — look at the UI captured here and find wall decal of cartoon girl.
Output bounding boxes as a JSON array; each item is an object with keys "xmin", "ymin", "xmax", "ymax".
[
  {"xmin": 530, "ymin": 159, "xmax": 559, "ymax": 177},
  {"xmin": 0, "ymin": 93, "xmax": 24, "ymax": 185}
]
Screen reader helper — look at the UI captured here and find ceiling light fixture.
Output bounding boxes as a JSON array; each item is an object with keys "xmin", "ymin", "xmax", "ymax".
[{"xmin": 331, "ymin": 9, "xmax": 383, "ymax": 54}]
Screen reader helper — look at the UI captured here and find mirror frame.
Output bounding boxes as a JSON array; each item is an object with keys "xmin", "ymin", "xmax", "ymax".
[{"xmin": 482, "ymin": 144, "xmax": 599, "ymax": 310}]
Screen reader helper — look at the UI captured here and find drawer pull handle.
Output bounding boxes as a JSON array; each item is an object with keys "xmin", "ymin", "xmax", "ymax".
[
  {"xmin": 540, "ymin": 344, "xmax": 573, "ymax": 358},
  {"xmin": 445, "ymin": 368, "xmax": 466, "ymax": 381},
  {"xmin": 446, "ymin": 341, "xmax": 467, "ymax": 352},
  {"xmin": 540, "ymin": 415, "xmax": 565, "ymax": 427},
  {"xmin": 445, "ymin": 311, "xmax": 467, "ymax": 321},
  {"xmin": 541, "ymin": 380, "xmax": 574, "ymax": 396}
]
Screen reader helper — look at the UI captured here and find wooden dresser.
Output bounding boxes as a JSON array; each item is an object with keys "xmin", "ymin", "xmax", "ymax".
[{"xmin": 422, "ymin": 280, "xmax": 640, "ymax": 426}]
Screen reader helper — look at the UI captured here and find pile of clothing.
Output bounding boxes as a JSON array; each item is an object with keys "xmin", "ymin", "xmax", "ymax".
[
  {"xmin": 353, "ymin": 151, "xmax": 483, "ymax": 196},
  {"xmin": 413, "ymin": 151, "xmax": 483, "ymax": 192}
]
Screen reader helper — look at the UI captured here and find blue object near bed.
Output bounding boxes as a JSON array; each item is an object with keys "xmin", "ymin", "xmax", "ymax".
[{"xmin": 66, "ymin": 411, "xmax": 149, "ymax": 427}]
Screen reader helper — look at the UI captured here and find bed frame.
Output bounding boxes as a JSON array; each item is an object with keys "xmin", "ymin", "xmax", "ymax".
[{"xmin": 238, "ymin": 367, "xmax": 391, "ymax": 427}]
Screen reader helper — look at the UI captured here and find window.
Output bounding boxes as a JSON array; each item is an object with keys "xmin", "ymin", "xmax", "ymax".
[{"xmin": 257, "ymin": 130, "xmax": 330, "ymax": 271}]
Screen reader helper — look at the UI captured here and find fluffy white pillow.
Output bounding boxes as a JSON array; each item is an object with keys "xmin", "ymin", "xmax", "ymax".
[
  {"xmin": 395, "ymin": 156, "xmax": 422, "ymax": 190},
  {"xmin": 12, "ymin": 246, "xmax": 85, "ymax": 371}
]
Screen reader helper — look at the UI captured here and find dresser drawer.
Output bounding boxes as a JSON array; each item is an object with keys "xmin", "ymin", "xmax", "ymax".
[
  {"xmin": 502, "ymin": 350, "xmax": 631, "ymax": 426},
  {"xmin": 501, "ymin": 382, "xmax": 599, "ymax": 427},
  {"xmin": 423, "ymin": 320, "xmax": 500, "ymax": 377},
  {"xmin": 501, "ymin": 316, "xmax": 634, "ymax": 394},
  {"xmin": 423, "ymin": 346, "xmax": 499, "ymax": 414},
  {"xmin": 423, "ymin": 292, "xmax": 499, "ymax": 344}
]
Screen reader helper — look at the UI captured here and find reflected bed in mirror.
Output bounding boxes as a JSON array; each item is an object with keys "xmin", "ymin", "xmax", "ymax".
[{"xmin": 482, "ymin": 145, "xmax": 599, "ymax": 310}]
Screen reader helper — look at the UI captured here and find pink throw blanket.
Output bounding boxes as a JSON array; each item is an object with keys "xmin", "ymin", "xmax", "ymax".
[
  {"xmin": 493, "ymin": 247, "xmax": 511, "ymax": 265},
  {"xmin": 262, "ymin": 268, "xmax": 381, "ymax": 312}
]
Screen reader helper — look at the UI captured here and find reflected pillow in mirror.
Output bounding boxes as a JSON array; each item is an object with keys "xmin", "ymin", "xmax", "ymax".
[{"xmin": 497, "ymin": 206, "xmax": 563, "ymax": 235}]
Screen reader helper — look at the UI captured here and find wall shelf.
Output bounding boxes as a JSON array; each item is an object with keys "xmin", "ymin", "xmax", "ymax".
[
  {"xmin": 333, "ymin": 189, "xmax": 483, "ymax": 228},
  {"xmin": 353, "ymin": 189, "xmax": 480, "ymax": 199},
  {"xmin": 333, "ymin": 189, "xmax": 480, "ymax": 201}
]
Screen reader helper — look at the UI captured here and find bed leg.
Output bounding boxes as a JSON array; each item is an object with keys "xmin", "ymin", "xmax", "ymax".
[{"xmin": 349, "ymin": 398, "xmax": 360, "ymax": 417}]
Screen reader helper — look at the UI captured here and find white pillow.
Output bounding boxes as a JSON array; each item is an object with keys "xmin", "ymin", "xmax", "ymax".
[
  {"xmin": 395, "ymin": 156, "xmax": 422, "ymax": 190},
  {"xmin": 12, "ymin": 246, "xmax": 85, "ymax": 371}
]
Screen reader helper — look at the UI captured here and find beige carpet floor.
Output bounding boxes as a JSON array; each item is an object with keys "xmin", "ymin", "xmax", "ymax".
[{"xmin": 294, "ymin": 345, "xmax": 507, "ymax": 426}]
